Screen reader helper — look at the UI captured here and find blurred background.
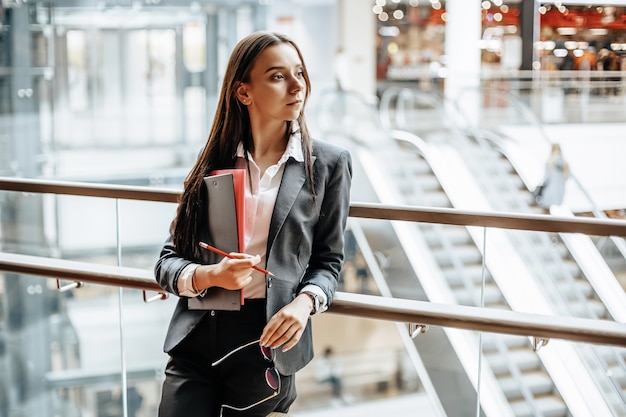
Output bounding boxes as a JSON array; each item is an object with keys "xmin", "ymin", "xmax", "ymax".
[{"xmin": 1, "ymin": 1, "xmax": 626, "ymax": 416}]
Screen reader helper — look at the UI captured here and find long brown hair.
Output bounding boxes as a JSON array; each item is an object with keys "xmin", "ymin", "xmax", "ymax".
[{"xmin": 172, "ymin": 31, "xmax": 315, "ymax": 259}]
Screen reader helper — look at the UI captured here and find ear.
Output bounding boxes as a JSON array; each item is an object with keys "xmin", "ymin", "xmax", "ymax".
[{"xmin": 235, "ymin": 84, "xmax": 251, "ymax": 105}]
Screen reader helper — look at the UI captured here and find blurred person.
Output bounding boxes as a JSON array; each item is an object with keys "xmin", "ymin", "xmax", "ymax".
[
  {"xmin": 354, "ymin": 252, "xmax": 371, "ymax": 294},
  {"xmin": 127, "ymin": 387, "xmax": 143, "ymax": 417},
  {"xmin": 154, "ymin": 31, "xmax": 352, "ymax": 417},
  {"xmin": 559, "ymin": 49, "xmax": 575, "ymax": 95},
  {"xmin": 333, "ymin": 46, "xmax": 351, "ymax": 92},
  {"xmin": 597, "ymin": 48, "xmax": 620, "ymax": 95},
  {"xmin": 0, "ymin": 381, "xmax": 7, "ymax": 417},
  {"xmin": 315, "ymin": 346, "xmax": 344, "ymax": 403},
  {"xmin": 575, "ymin": 47, "xmax": 596, "ymax": 71},
  {"xmin": 560, "ymin": 50, "xmax": 575, "ymax": 70},
  {"xmin": 535, "ymin": 143, "xmax": 570, "ymax": 213},
  {"xmin": 333, "ymin": 46, "xmax": 351, "ymax": 128}
]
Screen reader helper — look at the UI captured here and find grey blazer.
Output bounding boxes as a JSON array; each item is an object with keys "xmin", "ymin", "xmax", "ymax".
[{"xmin": 155, "ymin": 139, "xmax": 352, "ymax": 375}]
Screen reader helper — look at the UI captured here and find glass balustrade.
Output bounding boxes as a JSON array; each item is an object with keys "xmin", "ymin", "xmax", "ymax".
[{"xmin": 1, "ymin": 184, "xmax": 625, "ymax": 417}]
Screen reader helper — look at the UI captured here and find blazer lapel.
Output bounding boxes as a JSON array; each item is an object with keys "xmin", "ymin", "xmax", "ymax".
[{"xmin": 267, "ymin": 158, "xmax": 307, "ymax": 249}]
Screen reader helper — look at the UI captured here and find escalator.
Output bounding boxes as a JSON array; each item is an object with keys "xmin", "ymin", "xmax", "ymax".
[
  {"xmin": 314, "ymin": 88, "xmax": 626, "ymax": 416},
  {"xmin": 462, "ymin": 131, "xmax": 626, "ymax": 415}
]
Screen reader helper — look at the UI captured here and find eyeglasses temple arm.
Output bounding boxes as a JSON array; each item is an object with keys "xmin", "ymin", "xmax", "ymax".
[{"xmin": 211, "ymin": 339, "xmax": 261, "ymax": 367}]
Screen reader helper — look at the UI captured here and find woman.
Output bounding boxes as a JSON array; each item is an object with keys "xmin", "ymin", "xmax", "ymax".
[
  {"xmin": 154, "ymin": 31, "xmax": 352, "ymax": 417},
  {"xmin": 536, "ymin": 143, "xmax": 569, "ymax": 212}
]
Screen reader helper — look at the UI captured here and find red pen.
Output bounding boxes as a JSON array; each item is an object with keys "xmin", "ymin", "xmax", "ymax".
[{"xmin": 198, "ymin": 241, "xmax": 275, "ymax": 277}]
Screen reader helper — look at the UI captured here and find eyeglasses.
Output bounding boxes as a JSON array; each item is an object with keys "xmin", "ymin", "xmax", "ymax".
[{"xmin": 212, "ymin": 339, "xmax": 281, "ymax": 415}]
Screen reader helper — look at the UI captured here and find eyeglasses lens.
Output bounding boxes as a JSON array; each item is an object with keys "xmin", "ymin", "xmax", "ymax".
[
  {"xmin": 265, "ymin": 368, "xmax": 280, "ymax": 391},
  {"xmin": 260, "ymin": 345, "xmax": 273, "ymax": 361}
]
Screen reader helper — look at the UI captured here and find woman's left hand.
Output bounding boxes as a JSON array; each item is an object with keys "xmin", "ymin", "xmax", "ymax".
[{"xmin": 260, "ymin": 294, "xmax": 313, "ymax": 352}]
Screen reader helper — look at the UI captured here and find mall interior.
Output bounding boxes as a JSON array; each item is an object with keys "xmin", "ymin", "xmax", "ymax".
[{"xmin": 1, "ymin": 0, "xmax": 626, "ymax": 416}]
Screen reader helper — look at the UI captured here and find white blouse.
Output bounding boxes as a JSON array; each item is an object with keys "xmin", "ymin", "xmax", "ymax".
[{"xmin": 234, "ymin": 131, "xmax": 304, "ymax": 298}]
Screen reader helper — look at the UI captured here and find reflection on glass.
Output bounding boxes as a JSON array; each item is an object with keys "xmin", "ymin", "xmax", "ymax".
[
  {"xmin": 183, "ymin": 23, "xmax": 206, "ymax": 72},
  {"xmin": 0, "ymin": 189, "xmax": 177, "ymax": 417},
  {"xmin": 340, "ymin": 227, "xmax": 380, "ymax": 296}
]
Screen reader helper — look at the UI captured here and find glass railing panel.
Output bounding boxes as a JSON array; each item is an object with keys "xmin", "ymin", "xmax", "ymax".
[
  {"xmin": 253, "ymin": 220, "xmax": 440, "ymax": 412},
  {"xmin": 0, "ymin": 192, "xmax": 174, "ymax": 266},
  {"xmin": 55, "ymin": 195, "xmax": 122, "ymax": 262},
  {"xmin": 477, "ymin": 72, "xmax": 626, "ymax": 125},
  {"xmin": 112, "ymin": 198, "xmax": 177, "ymax": 269},
  {"xmin": 3, "ymin": 181, "xmax": 626, "ymax": 416},
  {"xmin": 0, "ymin": 190, "xmax": 176, "ymax": 262},
  {"xmin": 340, "ymin": 226, "xmax": 381, "ymax": 297},
  {"xmin": 591, "ymin": 235, "xmax": 626, "ymax": 292},
  {"xmin": 380, "ymin": 79, "xmax": 626, "ymax": 174},
  {"xmin": 531, "ymin": 71, "xmax": 626, "ymax": 125},
  {"xmin": 57, "ymin": 195, "xmax": 177, "ymax": 416},
  {"xmin": 65, "ymin": 286, "xmax": 175, "ymax": 417},
  {"xmin": 1, "ymin": 190, "xmax": 67, "ymax": 255},
  {"xmin": 0, "ymin": 276, "xmax": 128, "ymax": 416},
  {"xmin": 0, "ymin": 190, "xmax": 179, "ymax": 417},
  {"xmin": 0, "ymin": 279, "xmax": 173, "ymax": 417},
  {"xmin": 11, "ymin": 193, "xmax": 178, "ymax": 267},
  {"xmin": 490, "ymin": 225, "xmax": 626, "ymax": 415},
  {"xmin": 341, "ymin": 217, "xmax": 488, "ymax": 415},
  {"xmin": 291, "ymin": 315, "xmax": 431, "ymax": 415},
  {"xmin": 341, "ymin": 210, "xmax": 626, "ymax": 416}
]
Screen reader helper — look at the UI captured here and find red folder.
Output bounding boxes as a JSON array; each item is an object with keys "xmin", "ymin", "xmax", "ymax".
[
  {"xmin": 188, "ymin": 169, "xmax": 247, "ymax": 311},
  {"xmin": 210, "ymin": 169, "xmax": 246, "ymax": 253}
]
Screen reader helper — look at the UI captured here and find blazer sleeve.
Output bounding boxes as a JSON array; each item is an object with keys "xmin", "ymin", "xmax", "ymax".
[
  {"xmin": 154, "ymin": 235, "xmax": 194, "ymax": 296},
  {"xmin": 297, "ymin": 143, "xmax": 353, "ymax": 306}
]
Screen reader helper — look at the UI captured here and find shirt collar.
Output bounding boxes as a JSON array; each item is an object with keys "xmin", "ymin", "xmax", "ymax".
[
  {"xmin": 281, "ymin": 128, "xmax": 304, "ymax": 163},
  {"xmin": 235, "ymin": 124, "xmax": 304, "ymax": 163}
]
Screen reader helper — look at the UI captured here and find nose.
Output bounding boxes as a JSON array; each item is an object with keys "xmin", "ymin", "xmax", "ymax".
[{"xmin": 290, "ymin": 75, "xmax": 305, "ymax": 93}]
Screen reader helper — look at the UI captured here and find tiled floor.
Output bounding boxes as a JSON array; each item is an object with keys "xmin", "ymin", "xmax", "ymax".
[{"xmin": 292, "ymin": 392, "xmax": 437, "ymax": 417}]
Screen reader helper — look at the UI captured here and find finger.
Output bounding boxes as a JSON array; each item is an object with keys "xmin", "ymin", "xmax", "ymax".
[
  {"xmin": 230, "ymin": 256, "xmax": 262, "ymax": 271},
  {"xmin": 228, "ymin": 252, "xmax": 259, "ymax": 262},
  {"xmin": 281, "ymin": 328, "xmax": 303, "ymax": 352},
  {"xmin": 221, "ymin": 258, "xmax": 257, "ymax": 276},
  {"xmin": 267, "ymin": 321, "xmax": 301, "ymax": 349},
  {"xmin": 260, "ymin": 318, "xmax": 281, "ymax": 347},
  {"xmin": 261, "ymin": 317, "xmax": 296, "ymax": 348}
]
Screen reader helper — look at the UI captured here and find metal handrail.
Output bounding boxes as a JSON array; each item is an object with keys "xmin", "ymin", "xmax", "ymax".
[
  {"xmin": 1, "ymin": 176, "xmax": 625, "ymax": 237},
  {"xmin": 1, "ymin": 251, "xmax": 625, "ymax": 347},
  {"xmin": 0, "ymin": 176, "xmax": 181, "ymax": 203}
]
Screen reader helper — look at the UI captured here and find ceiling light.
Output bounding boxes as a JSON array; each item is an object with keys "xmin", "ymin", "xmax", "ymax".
[
  {"xmin": 589, "ymin": 28, "xmax": 608, "ymax": 36},
  {"xmin": 557, "ymin": 27, "xmax": 577, "ymax": 35}
]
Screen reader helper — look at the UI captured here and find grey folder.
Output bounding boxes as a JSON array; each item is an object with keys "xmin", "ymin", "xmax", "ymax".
[{"xmin": 188, "ymin": 173, "xmax": 242, "ymax": 311}]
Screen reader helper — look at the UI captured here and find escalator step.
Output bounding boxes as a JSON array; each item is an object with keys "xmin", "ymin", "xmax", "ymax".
[
  {"xmin": 487, "ymin": 349, "xmax": 541, "ymax": 375},
  {"xmin": 500, "ymin": 372, "xmax": 554, "ymax": 397},
  {"xmin": 510, "ymin": 395, "xmax": 567, "ymax": 417}
]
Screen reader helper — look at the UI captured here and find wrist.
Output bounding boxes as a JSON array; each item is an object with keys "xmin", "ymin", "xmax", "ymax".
[
  {"xmin": 192, "ymin": 265, "xmax": 213, "ymax": 295},
  {"xmin": 191, "ymin": 268, "xmax": 200, "ymax": 292},
  {"xmin": 300, "ymin": 291, "xmax": 320, "ymax": 315},
  {"xmin": 178, "ymin": 264, "xmax": 203, "ymax": 297}
]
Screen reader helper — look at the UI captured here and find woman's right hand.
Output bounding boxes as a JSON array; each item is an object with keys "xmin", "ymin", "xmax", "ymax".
[{"xmin": 194, "ymin": 253, "xmax": 261, "ymax": 291}]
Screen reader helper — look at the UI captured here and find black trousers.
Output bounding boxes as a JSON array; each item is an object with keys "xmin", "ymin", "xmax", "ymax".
[{"xmin": 158, "ymin": 299, "xmax": 297, "ymax": 417}]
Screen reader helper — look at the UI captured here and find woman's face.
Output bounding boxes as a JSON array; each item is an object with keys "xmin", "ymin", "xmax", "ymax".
[{"xmin": 238, "ymin": 43, "xmax": 306, "ymax": 124}]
